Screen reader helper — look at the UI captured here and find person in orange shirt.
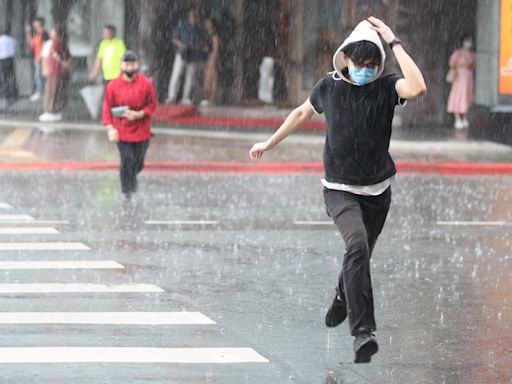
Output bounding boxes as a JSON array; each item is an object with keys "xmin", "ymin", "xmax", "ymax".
[{"xmin": 25, "ymin": 17, "xmax": 49, "ymax": 102}]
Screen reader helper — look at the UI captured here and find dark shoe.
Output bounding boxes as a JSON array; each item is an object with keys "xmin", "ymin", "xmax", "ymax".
[
  {"xmin": 325, "ymin": 288, "xmax": 347, "ymax": 327},
  {"xmin": 353, "ymin": 330, "xmax": 378, "ymax": 363}
]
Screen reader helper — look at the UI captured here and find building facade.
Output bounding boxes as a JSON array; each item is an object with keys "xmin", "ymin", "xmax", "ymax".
[{"xmin": 4, "ymin": 0, "xmax": 510, "ymax": 137}]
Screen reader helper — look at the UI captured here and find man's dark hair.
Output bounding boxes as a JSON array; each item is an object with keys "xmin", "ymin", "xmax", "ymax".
[
  {"xmin": 187, "ymin": 7, "xmax": 198, "ymax": 16},
  {"xmin": 460, "ymin": 33, "xmax": 473, "ymax": 45},
  {"xmin": 105, "ymin": 24, "xmax": 117, "ymax": 35},
  {"xmin": 342, "ymin": 41, "xmax": 381, "ymax": 67},
  {"xmin": 1, "ymin": 25, "xmax": 11, "ymax": 35},
  {"xmin": 205, "ymin": 17, "xmax": 218, "ymax": 32},
  {"xmin": 54, "ymin": 24, "xmax": 69, "ymax": 43},
  {"xmin": 122, "ymin": 50, "xmax": 139, "ymax": 62},
  {"xmin": 34, "ymin": 17, "xmax": 45, "ymax": 26}
]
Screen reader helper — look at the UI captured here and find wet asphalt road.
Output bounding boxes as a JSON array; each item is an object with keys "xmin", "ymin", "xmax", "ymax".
[{"xmin": 0, "ymin": 170, "xmax": 511, "ymax": 383}]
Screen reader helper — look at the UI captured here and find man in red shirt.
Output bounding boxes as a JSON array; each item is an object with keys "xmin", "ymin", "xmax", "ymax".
[
  {"xmin": 102, "ymin": 51, "xmax": 157, "ymax": 200},
  {"xmin": 25, "ymin": 17, "xmax": 49, "ymax": 101}
]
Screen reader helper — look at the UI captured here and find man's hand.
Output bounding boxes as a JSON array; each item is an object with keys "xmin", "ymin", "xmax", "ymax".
[
  {"xmin": 249, "ymin": 141, "xmax": 272, "ymax": 160},
  {"xmin": 371, "ymin": 15, "xmax": 427, "ymax": 99},
  {"xmin": 107, "ymin": 125, "xmax": 119, "ymax": 142},
  {"xmin": 123, "ymin": 110, "xmax": 144, "ymax": 121},
  {"xmin": 249, "ymin": 100, "xmax": 314, "ymax": 160},
  {"xmin": 173, "ymin": 38, "xmax": 187, "ymax": 50},
  {"xmin": 367, "ymin": 16, "xmax": 395, "ymax": 44},
  {"xmin": 52, "ymin": 52, "xmax": 61, "ymax": 62}
]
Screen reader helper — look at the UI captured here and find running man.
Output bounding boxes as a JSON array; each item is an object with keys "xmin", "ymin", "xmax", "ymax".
[{"xmin": 249, "ymin": 17, "xmax": 426, "ymax": 363}]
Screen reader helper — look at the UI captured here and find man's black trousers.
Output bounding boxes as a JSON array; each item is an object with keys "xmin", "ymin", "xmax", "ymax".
[
  {"xmin": 323, "ymin": 187, "xmax": 391, "ymax": 335},
  {"xmin": 116, "ymin": 140, "xmax": 150, "ymax": 194},
  {"xmin": 0, "ymin": 58, "xmax": 18, "ymax": 99}
]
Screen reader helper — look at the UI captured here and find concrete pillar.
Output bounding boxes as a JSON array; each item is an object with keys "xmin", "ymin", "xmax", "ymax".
[
  {"xmin": 232, "ymin": 0, "xmax": 244, "ymax": 103},
  {"xmin": 0, "ymin": 1, "xmax": 9, "ymax": 28},
  {"xmin": 472, "ymin": 0, "xmax": 512, "ymax": 145},
  {"xmin": 475, "ymin": 0, "xmax": 500, "ymax": 106},
  {"xmin": 287, "ymin": 0, "xmax": 305, "ymax": 104}
]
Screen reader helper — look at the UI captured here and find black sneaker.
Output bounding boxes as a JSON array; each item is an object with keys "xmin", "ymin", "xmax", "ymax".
[
  {"xmin": 353, "ymin": 330, "xmax": 378, "ymax": 363},
  {"xmin": 325, "ymin": 288, "xmax": 347, "ymax": 327}
]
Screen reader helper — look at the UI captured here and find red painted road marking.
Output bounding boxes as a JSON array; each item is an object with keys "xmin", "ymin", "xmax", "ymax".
[
  {"xmin": 1, "ymin": 161, "xmax": 512, "ymax": 174},
  {"xmin": 151, "ymin": 105, "xmax": 326, "ymax": 131}
]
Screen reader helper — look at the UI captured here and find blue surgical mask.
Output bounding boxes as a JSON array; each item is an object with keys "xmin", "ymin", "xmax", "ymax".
[
  {"xmin": 463, "ymin": 41, "xmax": 473, "ymax": 49},
  {"xmin": 348, "ymin": 65, "xmax": 377, "ymax": 85}
]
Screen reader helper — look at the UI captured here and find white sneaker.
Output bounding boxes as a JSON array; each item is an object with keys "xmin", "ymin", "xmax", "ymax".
[
  {"xmin": 180, "ymin": 98, "xmax": 193, "ymax": 105},
  {"xmin": 461, "ymin": 119, "xmax": 469, "ymax": 128},
  {"xmin": 39, "ymin": 112, "xmax": 62, "ymax": 122},
  {"xmin": 454, "ymin": 120, "xmax": 464, "ymax": 130},
  {"xmin": 29, "ymin": 92, "xmax": 41, "ymax": 102},
  {"xmin": 199, "ymin": 99, "xmax": 210, "ymax": 106},
  {"xmin": 165, "ymin": 97, "xmax": 176, "ymax": 104},
  {"xmin": 38, "ymin": 112, "xmax": 51, "ymax": 122},
  {"xmin": 50, "ymin": 113, "xmax": 62, "ymax": 123}
]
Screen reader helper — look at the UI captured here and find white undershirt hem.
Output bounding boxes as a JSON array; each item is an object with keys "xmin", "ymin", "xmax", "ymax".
[{"xmin": 321, "ymin": 175, "xmax": 395, "ymax": 196}]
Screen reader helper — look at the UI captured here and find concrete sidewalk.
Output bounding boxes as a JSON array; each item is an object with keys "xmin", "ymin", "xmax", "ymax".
[
  {"xmin": 1, "ymin": 90, "xmax": 512, "ymax": 166},
  {"xmin": 0, "ymin": 118, "xmax": 511, "ymax": 167}
]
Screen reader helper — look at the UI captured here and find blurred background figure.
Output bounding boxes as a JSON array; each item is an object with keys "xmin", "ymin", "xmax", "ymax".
[
  {"xmin": 25, "ymin": 17, "xmax": 49, "ymax": 102},
  {"xmin": 39, "ymin": 25, "xmax": 72, "ymax": 122},
  {"xmin": 88, "ymin": 25, "xmax": 126, "ymax": 85},
  {"xmin": 447, "ymin": 34, "xmax": 476, "ymax": 130},
  {"xmin": 258, "ymin": 57, "xmax": 274, "ymax": 104},
  {"xmin": 200, "ymin": 18, "xmax": 220, "ymax": 106},
  {"xmin": 166, "ymin": 7, "xmax": 204, "ymax": 105},
  {"xmin": 0, "ymin": 25, "xmax": 18, "ymax": 103}
]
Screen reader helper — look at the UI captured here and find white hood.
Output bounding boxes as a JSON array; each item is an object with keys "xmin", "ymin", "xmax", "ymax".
[{"xmin": 332, "ymin": 20, "xmax": 386, "ymax": 85}]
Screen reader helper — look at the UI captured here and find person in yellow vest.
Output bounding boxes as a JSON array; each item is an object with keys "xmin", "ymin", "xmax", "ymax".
[{"xmin": 89, "ymin": 25, "xmax": 126, "ymax": 84}]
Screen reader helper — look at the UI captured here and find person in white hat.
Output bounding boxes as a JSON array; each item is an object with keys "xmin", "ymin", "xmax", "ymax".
[{"xmin": 249, "ymin": 17, "xmax": 426, "ymax": 363}]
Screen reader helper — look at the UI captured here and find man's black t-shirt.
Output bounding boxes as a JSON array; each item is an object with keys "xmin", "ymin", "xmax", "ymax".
[{"xmin": 309, "ymin": 74, "xmax": 403, "ymax": 186}]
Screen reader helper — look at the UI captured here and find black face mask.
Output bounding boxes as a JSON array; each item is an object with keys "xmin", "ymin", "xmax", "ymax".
[{"xmin": 122, "ymin": 70, "xmax": 138, "ymax": 78}]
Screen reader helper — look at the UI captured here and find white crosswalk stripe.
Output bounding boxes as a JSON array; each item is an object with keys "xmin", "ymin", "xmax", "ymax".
[
  {"xmin": 0, "ymin": 242, "xmax": 90, "ymax": 250},
  {"xmin": 0, "ymin": 215, "xmax": 68, "ymax": 224},
  {"xmin": 0, "ymin": 312, "xmax": 215, "ymax": 325},
  {"xmin": 0, "ymin": 203, "xmax": 12, "ymax": 209},
  {"xmin": 437, "ymin": 220, "xmax": 509, "ymax": 226},
  {"xmin": 0, "ymin": 283, "xmax": 164, "ymax": 293},
  {"xmin": 0, "ymin": 214, "xmax": 34, "ymax": 222},
  {"xmin": 145, "ymin": 220, "xmax": 219, "ymax": 225},
  {"xmin": 0, "ymin": 347, "xmax": 269, "ymax": 363},
  {"xmin": 0, "ymin": 260, "xmax": 123, "ymax": 269},
  {"xmin": 294, "ymin": 220, "xmax": 332, "ymax": 225},
  {"xmin": 0, "ymin": 227, "xmax": 60, "ymax": 234}
]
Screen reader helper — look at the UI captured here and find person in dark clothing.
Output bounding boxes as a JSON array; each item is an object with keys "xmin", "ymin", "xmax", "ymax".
[
  {"xmin": 0, "ymin": 26, "xmax": 18, "ymax": 101},
  {"xmin": 102, "ymin": 51, "xmax": 157, "ymax": 200},
  {"xmin": 249, "ymin": 17, "xmax": 426, "ymax": 363},
  {"xmin": 166, "ymin": 7, "xmax": 205, "ymax": 104}
]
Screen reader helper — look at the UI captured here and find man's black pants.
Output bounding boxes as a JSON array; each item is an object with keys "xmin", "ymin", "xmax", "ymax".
[
  {"xmin": 0, "ymin": 58, "xmax": 18, "ymax": 99},
  {"xmin": 116, "ymin": 140, "xmax": 150, "ymax": 194},
  {"xmin": 323, "ymin": 187, "xmax": 391, "ymax": 336}
]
